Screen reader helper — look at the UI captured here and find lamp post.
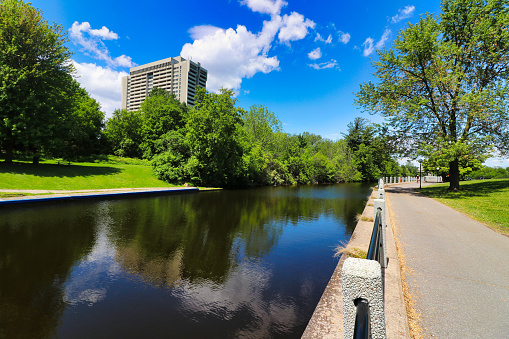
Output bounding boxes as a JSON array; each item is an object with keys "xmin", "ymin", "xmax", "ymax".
[
  {"xmin": 436, "ymin": 167, "xmax": 439, "ymax": 183},
  {"xmin": 418, "ymin": 159, "xmax": 423, "ymax": 189}
]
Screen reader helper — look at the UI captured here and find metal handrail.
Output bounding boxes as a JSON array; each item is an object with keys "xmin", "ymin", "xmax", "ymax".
[
  {"xmin": 367, "ymin": 208, "xmax": 383, "ymax": 266},
  {"xmin": 353, "ymin": 298, "xmax": 370, "ymax": 339},
  {"xmin": 353, "ymin": 207, "xmax": 385, "ymax": 338}
]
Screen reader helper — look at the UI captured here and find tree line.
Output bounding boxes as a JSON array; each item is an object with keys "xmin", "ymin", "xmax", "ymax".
[
  {"xmin": 104, "ymin": 88, "xmax": 407, "ymax": 187},
  {"xmin": 0, "ymin": 0, "xmax": 420, "ymax": 188}
]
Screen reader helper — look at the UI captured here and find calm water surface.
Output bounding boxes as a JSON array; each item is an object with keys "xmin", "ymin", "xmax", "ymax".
[{"xmin": 0, "ymin": 184, "xmax": 371, "ymax": 338}]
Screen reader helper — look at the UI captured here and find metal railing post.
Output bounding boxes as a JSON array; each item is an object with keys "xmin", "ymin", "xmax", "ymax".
[{"xmin": 373, "ymin": 200, "xmax": 387, "ymax": 268}]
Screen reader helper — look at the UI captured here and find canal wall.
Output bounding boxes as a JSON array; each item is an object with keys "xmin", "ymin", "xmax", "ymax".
[
  {"xmin": 0, "ymin": 187, "xmax": 199, "ymax": 206},
  {"xmin": 302, "ymin": 184, "xmax": 410, "ymax": 338}
]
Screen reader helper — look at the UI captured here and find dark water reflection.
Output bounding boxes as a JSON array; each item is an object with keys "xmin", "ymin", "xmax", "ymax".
[{"xmin": 0, "ymin": 183, "xmax": 371, "ymax": 338}]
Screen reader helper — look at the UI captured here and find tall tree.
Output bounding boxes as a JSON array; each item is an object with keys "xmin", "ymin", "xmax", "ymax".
[
  {"xmin": 356, "ymin": 0, "xmax": 509, "ymax": 190},
  {"xmin": 139, "ymin": 87, "xmax": 187, "ymax": 159},
  {"xmin": 51, "ymin": 80, "xmax": 105, "ymax": 160},
  {"xmin": 185, "ymin": 88, "xmax": 244, "ymax": 187},
  {"xmin": 0, "ymin": 0, "xmax": 74, "ymax": 163},
  {"xmin": 104, "ymin": 109, "xmax": 143, "ymax": 158}
]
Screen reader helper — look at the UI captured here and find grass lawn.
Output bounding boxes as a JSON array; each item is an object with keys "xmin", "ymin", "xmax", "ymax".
[
  {"xmin": 0, "ymin": 158, "xmax": 175, "ymax": 190},
  {"xmin": 418, "ymin": 179, "xmax": 509, "ymax": 234}
]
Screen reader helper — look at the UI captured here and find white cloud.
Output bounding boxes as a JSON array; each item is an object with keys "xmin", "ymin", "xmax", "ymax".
[
  {"xmin": 314, "ymin": 33, "xmax": 332, "ymax": 44},
  {"xmin": 362, "ymin": 29, "xmax": 391, "ymax": 56},
  {"xmin": 339, "ymin": 32, "xmax": 351, "ymax": 44},
  {"xmin": 278, "ymin": 12, "xmax": 316, "ymax": 43},
  {"xmin": 181, "ymin": 23, "xmax": 280, "ymax": 92},
  {"xmin": 69, "ymin": 21, "xmax": 135, "ymax": 68},
  {"xmin": 308, "ymin": 59, "xmax": 338, "ymax": 70},
  {"xmin": 308, "ymin": 47, "xmax": 322, "ymax": 60},
  {"xmin": 391, "ymin": 5, "xmax": 415, "ymax": 23},
  {"xmin": 240, "ymin": 0, "xmax": 288, "ymax": 15},
  {"xmin": 71, "ymin": 60, "xmax": 128, "ymax": 116},
  {"xmin": 181, "ymin": 3, "xmax": 315, "ymax": 92},
  {"xmin": 188, "ymin": 25, "xmax": 224, "ymax": 40},
  {"xmin": 362, "ymin": 37, "xmax": 375, "ymax": 57},
  {"xmin": 376, "ymin": 29, "xmax": 391, "ymax": 49}
]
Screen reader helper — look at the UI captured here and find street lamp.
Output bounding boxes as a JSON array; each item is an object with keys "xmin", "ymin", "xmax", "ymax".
[
  {"xmin": 436, "ymin": 167, "xmax": 439, "ymax": 183},
  {"xmin": 418, "ymin": 159, "xmax": 423, "ymax": 189}
]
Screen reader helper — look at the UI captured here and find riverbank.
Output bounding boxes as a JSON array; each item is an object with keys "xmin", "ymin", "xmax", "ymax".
[
  {"xmin": 0, "ymin": 159, "xmax": 174, "ymax": 190},
  {"xmin": 0, "ymin": 187, "xmax": 199, "ymax": 206},
  {"xmin": 302, "ymin": 183, "xmax": 410, "ymax": 338}
]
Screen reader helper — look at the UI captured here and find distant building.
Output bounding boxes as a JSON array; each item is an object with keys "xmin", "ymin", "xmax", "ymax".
[{"xmin": 121, "ymin": 56, "xmax": 207, "ymax": 111}]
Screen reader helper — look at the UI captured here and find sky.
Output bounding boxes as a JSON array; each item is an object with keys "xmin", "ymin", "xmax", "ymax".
[{"xmin": 28, "ymin": 0, "xmax": 509, "ymax": 167}]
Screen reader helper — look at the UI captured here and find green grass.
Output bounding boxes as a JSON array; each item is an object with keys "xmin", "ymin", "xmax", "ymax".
[
  {"xmin": 0, "ymin": 159, "xmax": 175, "ymax": 190},
  {"xmin": 418, "ymin": 179, "xmax": 509, "ymax": 234}
]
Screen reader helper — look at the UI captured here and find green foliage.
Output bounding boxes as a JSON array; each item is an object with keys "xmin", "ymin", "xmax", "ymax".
[
  {"xmin": 104, "ymin": 109, "xmax": 143, "ymax": 158},
  {"xmin": 52, "ymin": 80, "xmax": 106, "ymax": 161},
  {"xmin": 356, "ymin": 0, "xmax": 509, "ymax": 190},
  {"xmin": 0, "ymin": 0, "xmax": 74, "ymax": 163},
  {"xmin": 470, "ymin": 166, "xmax": 509, "ymax": 179},
  {"xmin": 345, "ymin": 118, "xmax": 399, "ymax": 181},
  {"xmin": 140, "ymin": 87, "xmax": 187, "ymax": 159},
  {"xmin": 185, "ymin": 88, "xmax": 244, "ymax": 187}
]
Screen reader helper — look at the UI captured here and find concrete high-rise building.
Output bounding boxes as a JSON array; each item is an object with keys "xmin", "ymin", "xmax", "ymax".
[{"xmin": 121, "ymin": 56, "xmax": 207, "ymax": 111}]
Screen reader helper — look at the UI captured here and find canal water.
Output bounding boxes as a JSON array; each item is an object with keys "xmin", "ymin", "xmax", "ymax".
[{"xmin": 0, "ymin": 183, "xmax": 371, "ymax": 338}]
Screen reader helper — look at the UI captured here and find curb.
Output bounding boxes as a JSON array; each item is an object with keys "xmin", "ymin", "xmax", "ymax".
[
  {"xmin": 0, "ymin": 187, "xmax": 199, "ymax": 206},
  {"xmin": 302, "ymin": 185, "xmax": 411, "ymax": 338}
]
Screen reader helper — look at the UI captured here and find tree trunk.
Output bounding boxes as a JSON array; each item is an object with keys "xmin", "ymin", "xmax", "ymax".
[
  {"xmin": 449, "ymin": 158, "xmax": 460, "ymax": 191},
  {"xmin": 32, "ymin": 154, "xmax": 40, "ymax": 164},
  {"xmin": 4, "ymin": 144, "xmax": 13, "ymax": 163}
]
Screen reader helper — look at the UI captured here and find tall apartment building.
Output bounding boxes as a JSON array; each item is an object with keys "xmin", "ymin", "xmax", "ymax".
[{"xmin": 121, "ymin": 56, "xmax": 207, "ymax": 111}]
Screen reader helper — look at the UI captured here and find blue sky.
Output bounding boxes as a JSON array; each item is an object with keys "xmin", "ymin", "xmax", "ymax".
[{"xmin": 28, "ymin": 0, "xmax": 509, "ymax": 167}]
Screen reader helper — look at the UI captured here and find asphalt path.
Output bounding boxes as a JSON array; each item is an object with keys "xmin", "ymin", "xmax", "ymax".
[{"xmin": 385, "ymin": 183, "xmax": 509, "ymax": 338}]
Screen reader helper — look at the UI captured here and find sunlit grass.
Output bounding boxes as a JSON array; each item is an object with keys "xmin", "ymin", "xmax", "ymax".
[
  {"xmin": 418, "ymin": 179, "xmax": 509, "ymax": 234},
  {"xmin": 0, "ymin": 159, "xmax": 175, "ymax": 190}
]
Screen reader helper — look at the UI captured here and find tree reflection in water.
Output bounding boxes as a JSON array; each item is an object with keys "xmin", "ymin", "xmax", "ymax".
[{"xmin": 0, "ymin": 183, "xmax": 371, "ymax": 338}]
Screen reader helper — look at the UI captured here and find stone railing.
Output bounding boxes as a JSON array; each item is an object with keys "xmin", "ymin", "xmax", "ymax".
[{"xmin": 342, "ymin": 178, "xmax": 387, "ymax": 339}]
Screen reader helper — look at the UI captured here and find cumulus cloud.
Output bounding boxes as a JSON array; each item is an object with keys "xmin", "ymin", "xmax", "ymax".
[
  {"xmin": 339, "ymin": 31, "xmax": 351, "ymax": 44},
  {"xmin": 240, "ymin": 0, "xmax": 288, "ymax": 15},
  {"xmin": 308, "ymin": 47, "xmax": 322, "ymax": 60},
  {"xmin": 308, "ymin": 59, "xmax": 338, "ymax": 70},
  {"xmin": 181, "ymin": 24, "xmax": 280, "ymax": 92},
  {"xmin": 71, "ymin": 60, "xmax": 128, "ymax": 116},
  {"xmin": 69, "ymin": 21, "xmax": 135, "ymax": 68},
  {"xmin": 278, "ymin": 12, "xmax": 316, "ymax": 43},
  {"xmin": 188, "ymin": 25, "xmax": 224, "ymax": 40},
  {"xmin": 391, "ymin": 5, "xmax": 415, "ymax": 23},
  {"xmin": 182, "ymin": 4, "xmax": 315, "ymax": 92},
  {"xmin": 362, "ymin": 29, "xmax": 391, "ymax": 56}
]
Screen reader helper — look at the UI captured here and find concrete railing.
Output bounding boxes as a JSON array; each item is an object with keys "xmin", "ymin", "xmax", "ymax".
[
  {"xmin": 383, "ymin": 176, "xmax": 418, "ymax": 184},
  {"xmin": 342, "ymin": 178, "xmax": 387, "ymax": 339}
]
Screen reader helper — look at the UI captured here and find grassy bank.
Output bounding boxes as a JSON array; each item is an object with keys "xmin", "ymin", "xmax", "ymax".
[
  {"xmin": 418, "ymin": 179, "xmax": 509, "ymax": 234},
  {"xmin": 0, "ymin": 158, "xmax": 175, "ymax": 190}
]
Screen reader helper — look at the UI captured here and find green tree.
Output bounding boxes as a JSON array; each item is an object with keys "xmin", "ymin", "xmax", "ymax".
[
  {"xmin": 0, "ymin": 0, "xmax": 74, "ymax": 163},
  {"xmin": 184, "ymin": 88, "xmax": 244, "ymax": 187},
  {"xmin": 344, "ymin": 118, "xmax": 398, "ymax": 181},
  {"xmin": 241, "ymin": 104, "xmax": 282, "ymax": 151},
  {"xmin": 140, "ymin": 87, "xmax": 187, "ymax": 159},
  {"xmin": 104, "ymin": 109, "xmax": 143, "ymax": 158},
  {"xmin": 356, "ymin": 0, "xmax": 509, "ymax": 190},
  {"xmin": 55, "ymin": 81, "xmax": 105, "ymax": 160}
]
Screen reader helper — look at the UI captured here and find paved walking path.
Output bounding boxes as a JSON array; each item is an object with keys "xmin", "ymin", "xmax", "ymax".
[{"xmin": 385, "ymin": 183, "xmax": 509, "ymax": 338}]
